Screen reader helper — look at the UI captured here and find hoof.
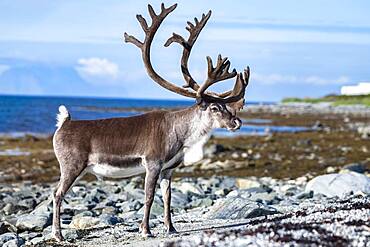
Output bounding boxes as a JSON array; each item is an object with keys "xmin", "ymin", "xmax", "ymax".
[{"xmin": 52, "ymin": 232, "xmax": 64, "ymax": 242}]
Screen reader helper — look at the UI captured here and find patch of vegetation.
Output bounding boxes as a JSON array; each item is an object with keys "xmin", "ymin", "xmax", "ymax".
[{"xmin": 282, "ymin": 94, "xmax": 370, "ymax": 106}]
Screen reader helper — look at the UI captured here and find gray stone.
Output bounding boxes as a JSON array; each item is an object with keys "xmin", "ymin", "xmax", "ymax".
[
  {"xmin": 171, "ymin": 191, "xmax": 189, "ymax": 208},
  {"xmin": 3, "ymin": 238, "xmax": 24, "ymax": 247},
  {"xmin": 18, "ymin": 198, "xmax": 37, "ymax": 210},
  {"xmin": 116, "ymin": 200, "xmax": 141, "ymax": 213},
  {"xmin": 205, "ymin": 196, "xmax": 278, "ymax": 220},
  {"xmin": 16, "ymin": 213, "xmax": 51, "ymax": 231},
  {"xmin": 342, "ymin": 163, "xmax": 367, "ymax": 174},
  {"xmin": 174, "ymin": 182, "xmax": 205, "ymax": 196},
  {"xmin": 127, "ymin": 188, "xmax": 145, "ymax": 201},
  {"xmin": 305, "ymin": 172, "xmax": 370, "ymax": 197},
  {"xmin": 29, "ymin": 236, "xmax": 45, "ymax": 245},
  {"xmin": 247, "ymin": 192, "xmax": 278, "ymax": 204},
  {"xmin": 137, "ymin": 201, "xmax": 163, "ymax": 218},
  {"xmin": 19, "ymin": 232, "xmax": 41, "ymax": 241},
  {"xmin": 2, "ymin": 203, "xmax": 16, "ymax": 215},
  {"xmin": 70, "ymin": 215, "xmax": 100, "ymax": 229},
  {"xmin": 0, "ymin": 221, "xmax": 17, "ymax": 234},
  {"xmin": 295, "ymin": 190, "xmax": 314, "ymax": 199},
  {"xmin": 99, "ymin": 214, "xmax": 122, "ymax": 225},
  {"xmin": 0, "ymin": 233, "xmax": 24, "ymax": 246},
  {"xmin": 189, "ymin": 198, "xmax": 213, "ymax": 208}
]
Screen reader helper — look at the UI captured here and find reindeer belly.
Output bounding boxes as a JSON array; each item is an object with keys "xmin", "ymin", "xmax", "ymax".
[{"xmin": 86, "ymin": 153, "xmax": 146, "ymax": 178}]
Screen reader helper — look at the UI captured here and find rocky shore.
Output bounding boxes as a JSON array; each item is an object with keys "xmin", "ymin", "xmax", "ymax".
[{"xmin": 0, "ymin": 166, "xmax": 369, "ymax": 246}]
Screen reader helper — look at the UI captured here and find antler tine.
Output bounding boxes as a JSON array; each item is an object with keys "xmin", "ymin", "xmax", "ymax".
[
  {"xmin": 165, "ymin": 10, "xmax": 212, "ymax": 90},
  {"xmin": 221, "ymin": 66, "xmax": 250, "ymax": 103},
  {"xmin": 125, "ymin": 3, "xmax": 201, "ymax": 98},
  {"xmin": 196, "ymin": 54, "xmax": 237, "ymax": 99}
]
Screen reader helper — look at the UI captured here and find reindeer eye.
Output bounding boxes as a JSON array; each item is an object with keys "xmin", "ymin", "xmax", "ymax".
[{"xmin": 210, "ymin": 106, "xmax": 219, "ymax": 112}]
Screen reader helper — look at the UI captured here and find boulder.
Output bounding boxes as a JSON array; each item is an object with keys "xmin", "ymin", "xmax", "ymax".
[
  {"xmin": 16, "ymin": 213, "xmax": 51, "ymax": 232},
  {"xmin": 205, "ymin": 196, "xmax": 278, "ymax": 220},
  {"xmin": 305, "ymin": 172, "xmax": 370, "ymax": 197}
]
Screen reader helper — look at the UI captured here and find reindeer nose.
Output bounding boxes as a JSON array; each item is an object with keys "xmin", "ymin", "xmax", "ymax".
[{"xmin": 233, "ymin": 117, "xmax": 242, "ymax": 129}]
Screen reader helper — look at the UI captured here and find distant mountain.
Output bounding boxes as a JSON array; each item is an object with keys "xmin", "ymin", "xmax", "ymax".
[{"xmin": 0, "ymin": 64, "xmax": 94, "ymax": 95}]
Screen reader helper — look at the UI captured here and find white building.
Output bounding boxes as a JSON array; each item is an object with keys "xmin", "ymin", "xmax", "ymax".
[{"xmin": 341, "ymin": 82, "xmax": 370, "ymax": 96}]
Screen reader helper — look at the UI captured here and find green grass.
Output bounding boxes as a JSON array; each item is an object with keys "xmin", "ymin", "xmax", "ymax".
[{"xmin": 282, "ymin": 94, "xmax": 370, "ymax": 107}]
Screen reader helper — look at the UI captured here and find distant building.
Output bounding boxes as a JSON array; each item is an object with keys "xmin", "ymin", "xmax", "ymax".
[{"xmin": 341, "ymin": 82, "xmax": 370, "ymax": 96}]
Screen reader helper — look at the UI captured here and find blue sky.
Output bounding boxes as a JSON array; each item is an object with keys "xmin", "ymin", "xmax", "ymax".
[{"xmin": 1, "ymin": 0, "xmax": 370, "ymax": 101}]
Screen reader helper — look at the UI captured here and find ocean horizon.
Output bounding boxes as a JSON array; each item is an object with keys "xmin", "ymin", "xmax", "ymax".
[{"xmin": 0, "ymin": 94, "xmax": 274, "ymax": 136}]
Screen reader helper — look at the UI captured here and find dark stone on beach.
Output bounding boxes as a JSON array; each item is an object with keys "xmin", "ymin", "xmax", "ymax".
[
  {"xmin": 205, "ymin": 196, "xmax": 278, "ymax": 220},
  {"xmin": 342, "ymin": 163, "xmax": 367, "ymax": 174},
  {"xmin": 18, "ymin": 198, "xmax": 37, "ymax": 210},
  {"xmin": 99, "ymin": 214, "xmax": 122, "ymax": 225},
  {"xmin": 0, "ymin": 222, "xmax": 17, "ymax": 234},
  {"xmin": 294, "ymin": 190, "xmax": 314, "ymax": 199}
]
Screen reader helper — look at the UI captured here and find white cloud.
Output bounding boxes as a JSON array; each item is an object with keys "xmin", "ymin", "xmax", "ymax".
[
  {"xmin": 253, "ymin": 73, "xmax": 350, "ymax": 85},
  {"xmin": 76, "ymin": 57, "xmax": 119, "ymax": 79},
  {"xmin": 0, "ymin": 64, "xmax": 10, "ymax": 75}
]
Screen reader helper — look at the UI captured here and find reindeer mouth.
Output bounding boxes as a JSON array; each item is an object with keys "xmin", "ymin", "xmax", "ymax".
[{"xmin": 227, "ymin": 118, "xmax": 242, "ymax": 132}]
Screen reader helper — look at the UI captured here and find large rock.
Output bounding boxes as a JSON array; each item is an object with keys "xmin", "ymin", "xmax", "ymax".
[
  {"xmin": 305, "ymin": 172, "xmax": 370, "ymax": 197},
  {"xmin": 16, "ymin": 213, "xmax": 51, "ymax": 232},
  {"xmin": 205, "ymin": 196, "xmax": 278, "ymax": 220}
]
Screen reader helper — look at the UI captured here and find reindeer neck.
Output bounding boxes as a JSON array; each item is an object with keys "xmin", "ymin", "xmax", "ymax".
[{"xmin": 169, "ymin": 105, "xmax": 213, "ymax": 147}]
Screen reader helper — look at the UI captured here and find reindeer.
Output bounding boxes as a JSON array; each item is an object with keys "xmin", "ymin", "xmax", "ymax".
[{"xmin": 52, "ymin": 3, "xmax": 250, "ymax": 241}]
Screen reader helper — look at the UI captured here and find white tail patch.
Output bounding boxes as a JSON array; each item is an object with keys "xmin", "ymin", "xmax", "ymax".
[{"xmin": 56, "ymin": 105, "xmax": 70, "ymax": 129}]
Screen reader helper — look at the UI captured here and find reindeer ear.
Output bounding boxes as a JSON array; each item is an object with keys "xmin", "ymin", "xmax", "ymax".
[{"xmin": 227, "ymin": 98, "xmax": 245, "ymax": 114}]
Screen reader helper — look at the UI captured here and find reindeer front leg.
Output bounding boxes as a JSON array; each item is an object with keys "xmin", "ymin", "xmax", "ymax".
[
  {"xmin": 140, "ymin": 165, "xmax": 160, "ymax": 237},
  {"xmin": 160, "ymin": 169, "xmax": 177, "ymax": 234}
]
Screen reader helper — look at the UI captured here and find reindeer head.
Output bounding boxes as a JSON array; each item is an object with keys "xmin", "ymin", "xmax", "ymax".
[{"xmin": 124, "ymin": 3, "xmax": 250, "ymax": 132}]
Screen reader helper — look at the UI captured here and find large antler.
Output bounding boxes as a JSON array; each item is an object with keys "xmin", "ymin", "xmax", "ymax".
[
  {"xmin": 124, "ymin": 3, "xmax": 197, "ymax": 98},
  {"xmin": 164, "ymin": 12, "xmax": 237, "ymax": 98},
  {"xmin": 124, "ymin": 3, "xmax": 249, "ymax": 104},
  {"xmin": 164, "ymin": 11, "xmax": 211, "ymax": 91}
]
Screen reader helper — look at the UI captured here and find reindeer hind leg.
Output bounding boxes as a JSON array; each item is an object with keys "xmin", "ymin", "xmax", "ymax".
[{"xmin": 52, "ymin": 161, "xmax": 86, "ymax": 242}]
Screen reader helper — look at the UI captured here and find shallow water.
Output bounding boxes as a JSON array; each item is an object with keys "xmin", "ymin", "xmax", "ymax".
[{"xmin": 213, "ymin": 125, "xmax": 312, "ymax": 137}]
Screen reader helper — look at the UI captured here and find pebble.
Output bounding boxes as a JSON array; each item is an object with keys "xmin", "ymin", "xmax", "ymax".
[
  {"xmin": 235, "ymin": 178, "xmax": 260, "ymax": 189},
  {"xmin": 70, "ymin": 215, "xmax": 101, "ymax": 229}
]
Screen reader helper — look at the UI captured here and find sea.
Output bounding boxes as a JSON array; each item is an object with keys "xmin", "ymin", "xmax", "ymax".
[{"xmin": 0, "ymin": 95, "xmax": 309, "ymax": 137}]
